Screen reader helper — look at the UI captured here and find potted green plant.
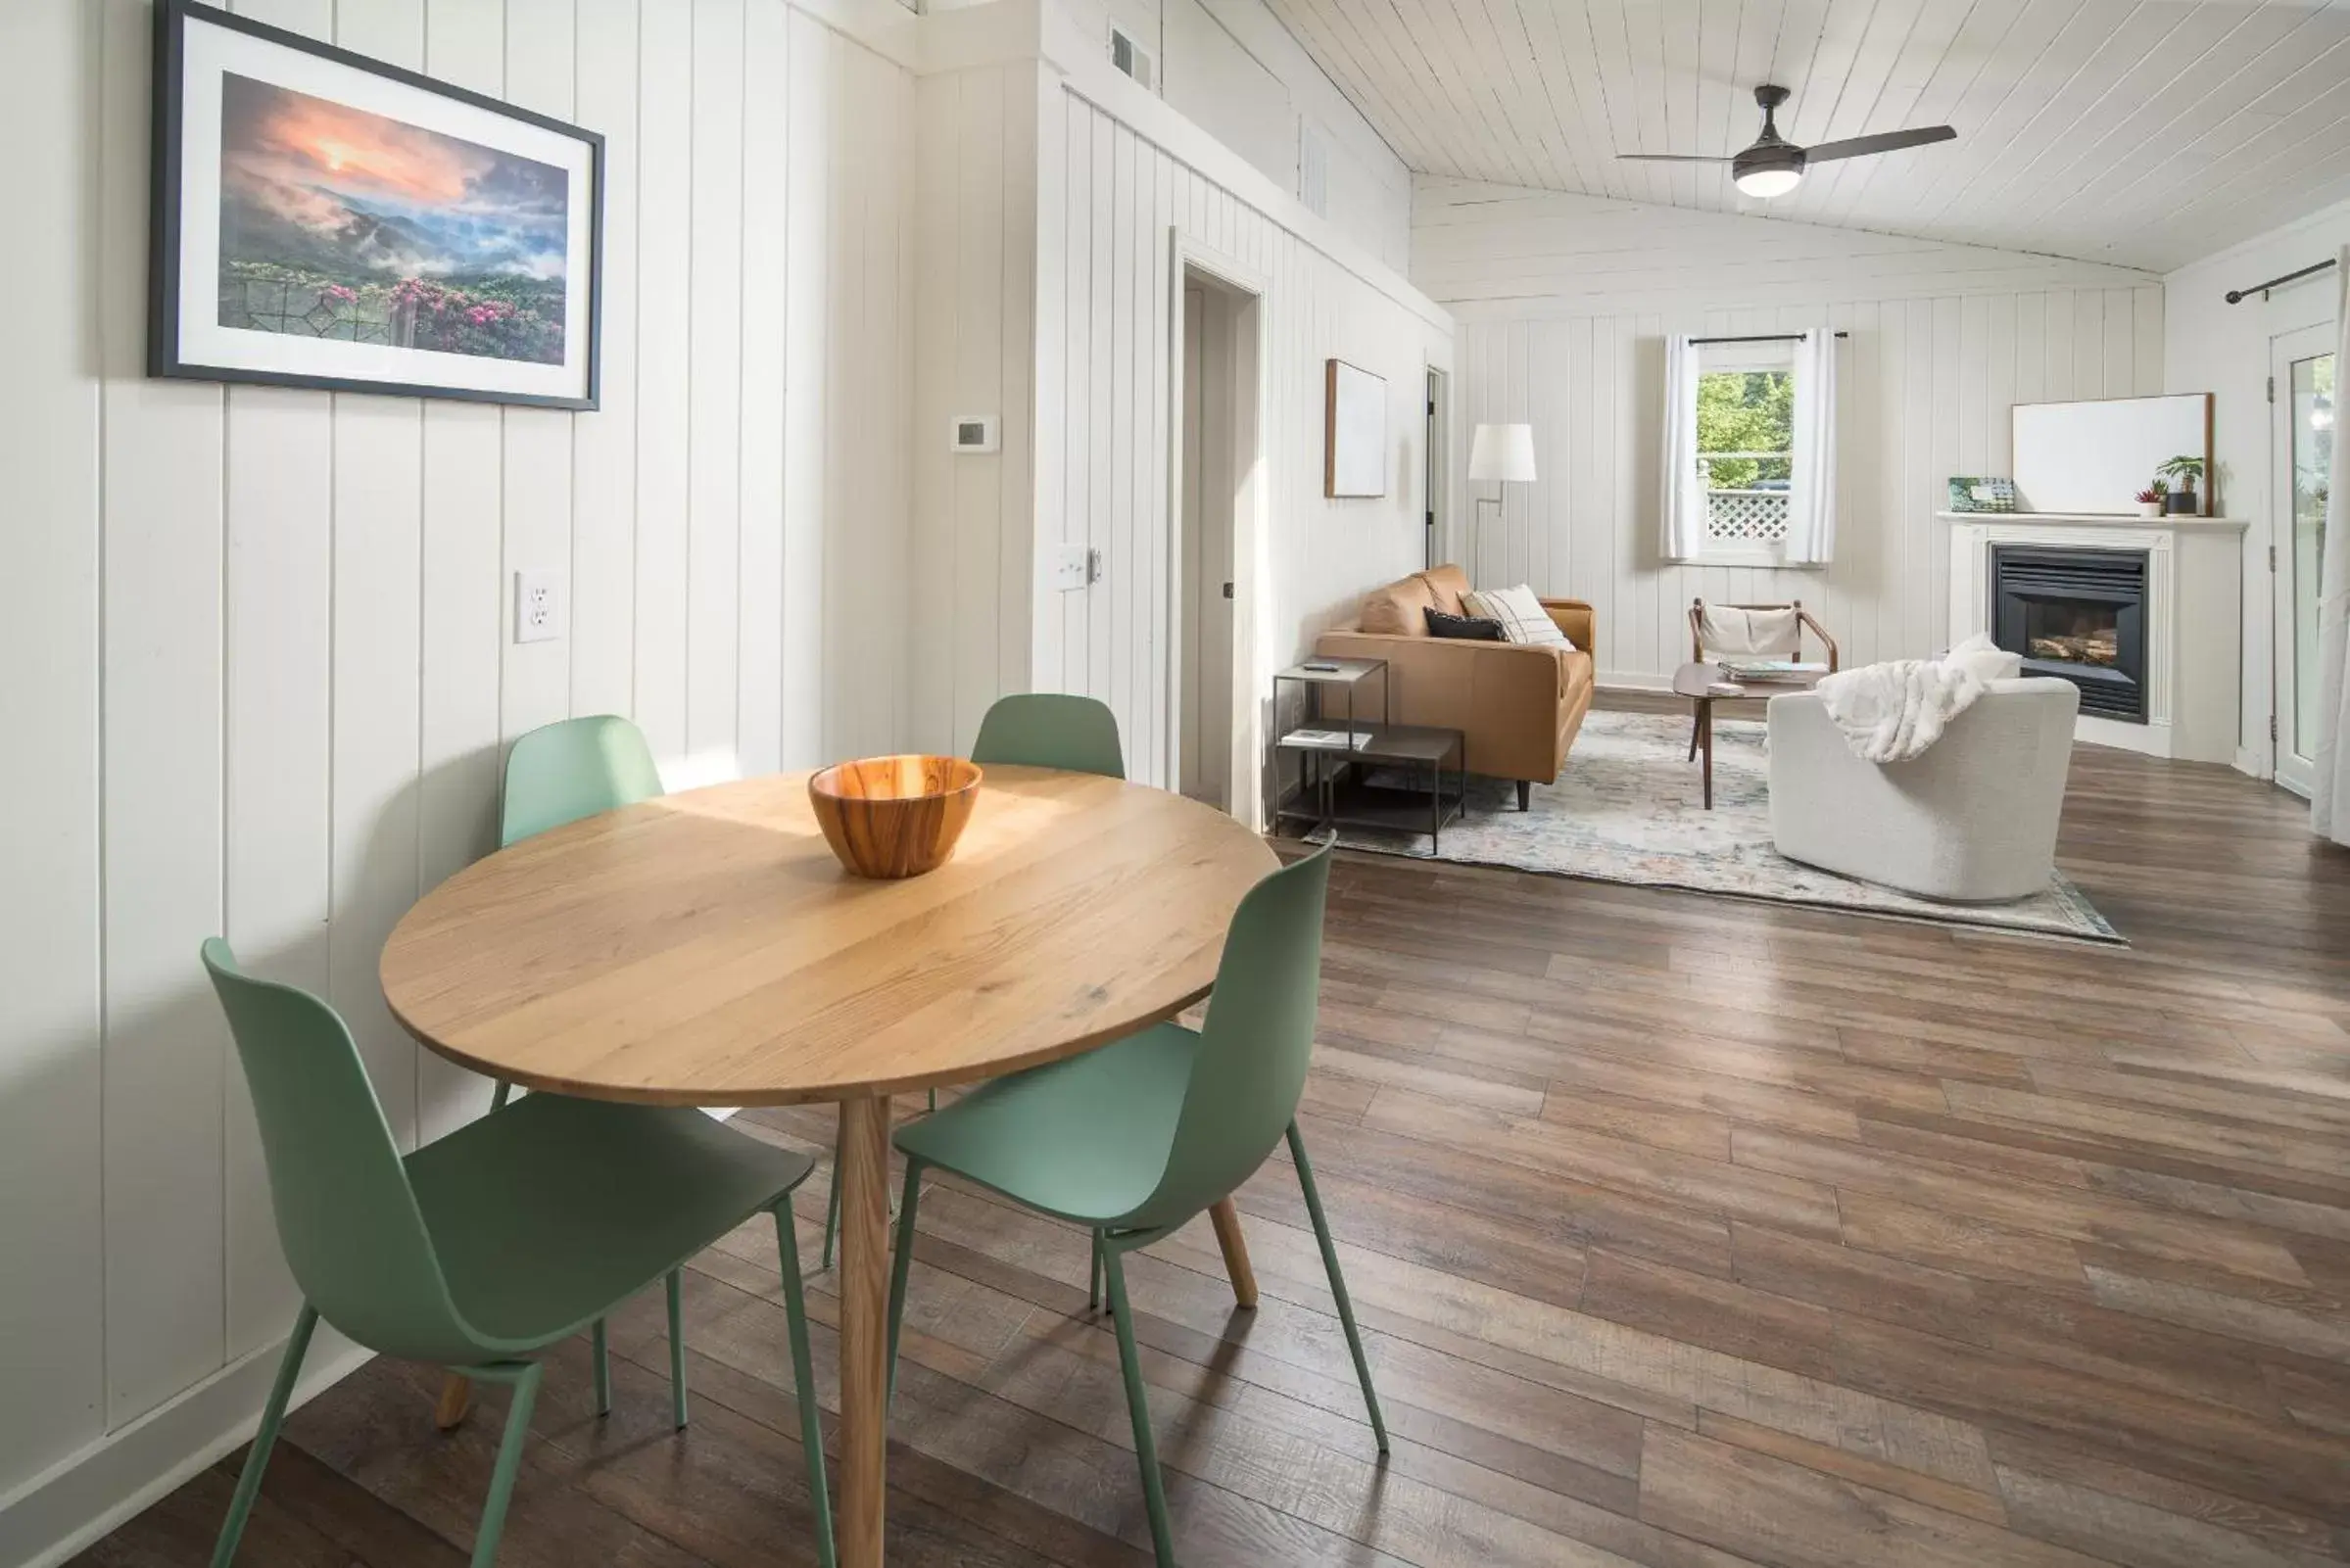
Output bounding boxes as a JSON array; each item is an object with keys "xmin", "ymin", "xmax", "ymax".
[
  {"xmin": 2156, "ymin": 455, "xmax": 2205, "ymax": 516},
  {"xmin": 2134, "ymin": 484, "xmax": 2166, "ymax": 519}
]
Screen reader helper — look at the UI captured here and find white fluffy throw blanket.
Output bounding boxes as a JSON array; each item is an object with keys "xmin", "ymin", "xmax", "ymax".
[{"xmin": 1814, "ymin": 659, "xmax": 1985, "ymax": 763}]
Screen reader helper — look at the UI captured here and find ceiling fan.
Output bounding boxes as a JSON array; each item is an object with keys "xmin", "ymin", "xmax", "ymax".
[{"xmin": 1620, "ymin": 84, "xmax": 1956, "ymax": 199}]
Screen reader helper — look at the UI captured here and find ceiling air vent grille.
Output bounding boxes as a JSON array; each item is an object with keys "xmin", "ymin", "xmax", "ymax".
[
  {"xmin": 1110, "ymin": 25, "xmax": 1157, "ymax": 93},
  {"xmin": 1299, "ymin": 122, "xmax": 1329, "ymax": 217}
]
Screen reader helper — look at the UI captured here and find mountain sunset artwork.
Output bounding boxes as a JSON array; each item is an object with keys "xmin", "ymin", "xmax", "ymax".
[{"xmin": 216, "ymin": 72, "xmax": 568, "ymax": 364}]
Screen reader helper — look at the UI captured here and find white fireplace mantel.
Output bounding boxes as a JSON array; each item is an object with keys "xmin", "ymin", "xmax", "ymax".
[{"xmin": 1936, "ymin": 512, "xmax": 2246, "ymax": 762}]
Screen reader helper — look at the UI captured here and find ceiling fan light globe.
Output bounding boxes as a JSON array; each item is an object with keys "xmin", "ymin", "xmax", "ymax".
[
  {"xmin": 1731, "ymin": 142, "xmax": 1804, "ymax": 198},
  {"xmin": 1734, "ymin": 166, "xmax": 1803, "ymax": 198}
]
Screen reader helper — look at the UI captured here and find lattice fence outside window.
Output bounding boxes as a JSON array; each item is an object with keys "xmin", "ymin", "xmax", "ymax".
[{"xmin": 1706, "ymin": 489, "xmax": 1791, "ymax": 542}]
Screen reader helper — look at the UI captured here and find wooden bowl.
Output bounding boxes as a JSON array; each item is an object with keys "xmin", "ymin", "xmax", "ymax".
[{"xmin": 808, "ymin": 755, "xmax": 983, "ymax": 879}]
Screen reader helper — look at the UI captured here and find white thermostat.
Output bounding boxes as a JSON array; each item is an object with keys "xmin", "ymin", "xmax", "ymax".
[{"xmin": 949, "ymin": 414, "xmax": 999, "ymax": 453}]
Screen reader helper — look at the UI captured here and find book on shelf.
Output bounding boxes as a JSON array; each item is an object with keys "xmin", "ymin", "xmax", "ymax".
[
  {"xmin": 1716, "ymin": 658, "xmax": 1828, "ymax": 683},
  {"xmin": 1286, "ymin": 727, "xmax": 1374, "ymax": 750}
]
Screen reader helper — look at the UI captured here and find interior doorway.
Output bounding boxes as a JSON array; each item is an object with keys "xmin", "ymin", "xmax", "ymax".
[
  {"xmin": 1171, "ymin": 248, "xmax": 1264, "ymax": 822},
  {"xmin": 2272, "ymin": 321, "xmax": 2333, "ymax": 797}
]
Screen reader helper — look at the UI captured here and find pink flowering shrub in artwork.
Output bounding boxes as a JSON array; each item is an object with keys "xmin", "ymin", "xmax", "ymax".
[{"xmin": 388, "ymin": 276, "xmax": 564, "ymax": 363}]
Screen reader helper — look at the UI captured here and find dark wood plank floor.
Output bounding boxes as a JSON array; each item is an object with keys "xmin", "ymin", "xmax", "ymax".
[{"xmin": 84, "ymin": 732, "xmax": 2350, "ymax": 1568}]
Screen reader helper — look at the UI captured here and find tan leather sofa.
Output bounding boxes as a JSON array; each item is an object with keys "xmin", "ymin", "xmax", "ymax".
[{"xmin": 1313, "ymin": 564, "xmax": 1597, "ymax": 809}]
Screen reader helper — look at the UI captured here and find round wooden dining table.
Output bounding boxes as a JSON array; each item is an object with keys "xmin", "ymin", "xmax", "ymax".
[{"xmin": 381, "ymin": 763, "xmax": 1278, "ymax": 1567}]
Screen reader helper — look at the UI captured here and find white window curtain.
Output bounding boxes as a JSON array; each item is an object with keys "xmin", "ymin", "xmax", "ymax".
[
  {"xmin": 1660, "ymin": 334, "xmax": 1706, "ymax": 562},
  {"xmin": 2310, "ymin": 246, "xmax": 2350, "ymax": 846},
  {"xmin": 1784, "ymin": 327, "xmax": 1839, "ymax": 565}
]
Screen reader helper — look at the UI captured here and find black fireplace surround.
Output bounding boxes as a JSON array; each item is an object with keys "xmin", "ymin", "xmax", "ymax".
[{"xmin": 1990, "ymin": 545, "xmax": 2148, "ymax": 723}]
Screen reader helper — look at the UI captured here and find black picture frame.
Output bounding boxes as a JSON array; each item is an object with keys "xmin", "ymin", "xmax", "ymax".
[{"xmin": 150, "ymin": 0, "xmax": 603, "ymax": 410}]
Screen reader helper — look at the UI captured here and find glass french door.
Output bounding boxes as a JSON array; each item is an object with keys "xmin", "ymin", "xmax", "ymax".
[{"xmin": 2273, "ymin": 325, "xmax": 2334, "ymax": 797}]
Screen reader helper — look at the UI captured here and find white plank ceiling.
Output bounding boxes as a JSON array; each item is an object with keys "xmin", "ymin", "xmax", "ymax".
[{"xmin": 1261, "ymin": 0, "xmax": 2350, "ymax": 271}]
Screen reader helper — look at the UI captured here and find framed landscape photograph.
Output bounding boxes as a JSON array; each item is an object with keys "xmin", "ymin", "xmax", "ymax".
[{"xmin": 150, "ymin": 0, "xmax": 602, "ymax": 409}]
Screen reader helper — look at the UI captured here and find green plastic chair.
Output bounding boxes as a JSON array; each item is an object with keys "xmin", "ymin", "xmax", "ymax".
[
  {"xmin": 500, "ymin": 713, "xmax": 665, "ymax": 846},
  {"xmin": 200, "ymin": 939, "xmax": 835, "ymax": 1568},
  {"xmin": 970, "ymin": 692, "xmax": 1127, "ymax": 779},
  {"xmin": 880, "ymin": 846, "xmax": 1383, "ymax": 1567},
  {"xmin": 819, "ymin": 692, "xmax": 1127, "ymax": 1270},
  {"xmin": 487, "ymin": 716, "xmax": 665, "ymax": 1113}
]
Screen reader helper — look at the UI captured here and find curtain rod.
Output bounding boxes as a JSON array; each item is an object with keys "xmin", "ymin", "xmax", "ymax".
[
  {"xmin": 2225, "ymin": 258, "xmax": 2334, "ymax": 305},
  {"xmin": 1688, "ymin": 331, "xmax": 1849, "ymax": 345}
]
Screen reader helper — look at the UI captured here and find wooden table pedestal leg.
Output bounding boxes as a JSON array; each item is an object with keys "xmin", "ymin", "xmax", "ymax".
[
  {"xmin": 1701, "ymin": 700, "xmax": 1715, "ymax": 810},
  {"xmin": 836, "ymin": 1095, "xmax": 891, "ymax": 1568},
  {"xmin": 1208, "ymin": 1198, "xmax": 1259, "ymax": 1308}
]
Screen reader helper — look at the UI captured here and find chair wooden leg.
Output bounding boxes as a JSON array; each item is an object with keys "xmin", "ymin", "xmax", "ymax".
[
  {"xmin": 1287, "ymin": 1122, "xmax": 1388, "ymax": 1452},
  {"xmin": 1688, "ymin": 711, "xmax": 1701, "ymax": 761},
  {"xmin": 434, "ymin": 1373, "xmax": 473, "ymax": 1431},
  {"xmin": 211, "ymin": 1305, "xmax": 316, "ymax": 1568},
  {"xmin": 1208, "ymin": 1197, "xmax": 1259, "ymax": 1308},
  {"xmin": 774, "ymin": 1202, "xmax": 838, "ymax": 1568},
  {"xmin": 1101, "ymin": 1247, "xmax": 1178, "ymax": 1568}
]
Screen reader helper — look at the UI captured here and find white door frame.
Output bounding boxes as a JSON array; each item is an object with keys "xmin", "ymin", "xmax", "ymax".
[
  {"xmin": 2271, "ymin": 320, "xmax": 2334, "ymax": 797},
  {"xmin": 1166, "ymin": 228, "xmax": 1270, "ymax": 830},
  {"xmin": 1424, "ymin": 363, "xmax": 1451, "ymax": 570}
]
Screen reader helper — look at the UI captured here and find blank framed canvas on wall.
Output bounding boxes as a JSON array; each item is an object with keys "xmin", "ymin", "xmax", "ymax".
[
  {"xmin": 2012, "ymin": 394, "xmax": 2213, "ymax": 515},
  {"xmin": 1324, "ymin": 358, "xmax": 1386, "ymax": 498}
]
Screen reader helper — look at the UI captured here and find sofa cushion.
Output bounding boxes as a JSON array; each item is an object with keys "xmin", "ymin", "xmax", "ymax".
[
  {"xmin": 1425, "ymin": 607, "xmax": 1505, "ymax": 641},
  {"xmin": 1420, "ymin": 563, "xmax": 1472, "ymax": 617},
  {"xmin": 1360, "ymin": 573, "xmax": 1438, "ymax": 636},
  {"xmin": 1464, "ymin": 584, "xmax": 1573, "ymax": 649}
]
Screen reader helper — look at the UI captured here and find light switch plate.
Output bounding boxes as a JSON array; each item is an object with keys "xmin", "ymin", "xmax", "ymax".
[
  {"xmin": 514, "ymin": 568, "xmax": 566, "ymax": 643},
  {"xmin": 1049, "ymin": 544, "xmax": 1089, "ymax": 592}
]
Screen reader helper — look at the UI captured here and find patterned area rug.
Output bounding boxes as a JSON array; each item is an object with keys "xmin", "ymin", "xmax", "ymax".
[{"xmin": 1327, "ymin": 708, "xmax": 2122, "ymax": 943}]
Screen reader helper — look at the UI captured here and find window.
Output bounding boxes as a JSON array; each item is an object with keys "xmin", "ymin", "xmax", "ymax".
[{"xmin": 1694, "ymin": 342, "xmax": 1795, "ymax": 562}]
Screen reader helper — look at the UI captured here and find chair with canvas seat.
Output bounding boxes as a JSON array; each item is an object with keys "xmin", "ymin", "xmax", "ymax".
[
  {"xmin": 200, "ymin": 939, "xmax": 835, "ymax": 1568},
  {"xmin": 1687, "ymin": 596, "xmax": 1840, "ymax": 757},
  {"xmin": 878, "ymin": 846, "xmax": 1385, "ymax": 1568}
]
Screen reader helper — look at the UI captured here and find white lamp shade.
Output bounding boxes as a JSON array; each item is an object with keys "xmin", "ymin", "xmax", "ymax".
[{"xmin": 1468, "ymin": 423, "xmax": 1537, "ymax": 484}]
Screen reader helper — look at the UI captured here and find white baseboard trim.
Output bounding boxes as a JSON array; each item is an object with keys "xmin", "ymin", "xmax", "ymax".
[
  {"xmin": 0, "ymin": 1325, "xmax": 372, "ymax": 1568},
  {"xmin": 1597, "ymin": 672, "xmax": 1675, "ymax": 693}
]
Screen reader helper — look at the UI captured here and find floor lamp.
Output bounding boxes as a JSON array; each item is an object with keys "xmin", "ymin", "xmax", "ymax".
[{"xmin": 1469, "ymin": 423, "xmax": 1536, "ymax": 566}]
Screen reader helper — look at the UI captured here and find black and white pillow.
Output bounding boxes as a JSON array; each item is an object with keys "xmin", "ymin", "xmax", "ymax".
[
  {"xmin": 1462, "ymin": 584, "xmax": 1573, "ymax": 649},
  {"xmin": 1425, "ymin": 607, "xmax": 1506, "ymax": 641}
]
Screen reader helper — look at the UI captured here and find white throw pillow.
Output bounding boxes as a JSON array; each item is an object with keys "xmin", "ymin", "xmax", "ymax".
[
  {"xmin": 1944, "ymin": 630, "xmax": 2023, "ymax": 684},
  {"xmin": 1463, "ymin": 585, "xmax": 1573, "ymax": 650}
]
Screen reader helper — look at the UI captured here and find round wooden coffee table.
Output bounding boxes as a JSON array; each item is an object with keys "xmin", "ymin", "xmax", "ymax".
[
  {"xmin": 382, "ymin": 765, "xmax": 1276, "ymax": 1568},
  {"xmin": 1671, "ymin": 661, "xmax": 1824, "ymax": 809}
]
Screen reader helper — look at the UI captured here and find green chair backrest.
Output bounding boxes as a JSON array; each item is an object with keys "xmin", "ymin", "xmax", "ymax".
[
  {"xmin": 970, "ymin": 694, "xmax": 1126, "ymax": 779},
  {"xmin": 202, "ymin": 939, "xmax": 487, "ymax": 1366},
  {"xmin": 1119, "ymin": 846, "xmax": 1331, "ymax": 1233},
  {"xmin": 501, "ymin": 715, "xmax": 664, "ymax": 847}
]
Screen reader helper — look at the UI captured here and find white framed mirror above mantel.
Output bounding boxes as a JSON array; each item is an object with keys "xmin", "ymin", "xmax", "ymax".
[{"xmin": 1937, "ymin": 510, "xmax": 2247, "ymax": 762}]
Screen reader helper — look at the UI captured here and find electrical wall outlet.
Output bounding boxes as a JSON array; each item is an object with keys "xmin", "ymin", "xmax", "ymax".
[{"xmin": 514, "ymin": 568, "xmax": 565, "ymax": 643}]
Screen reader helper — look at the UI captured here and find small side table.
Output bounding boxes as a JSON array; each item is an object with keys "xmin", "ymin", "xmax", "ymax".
[
  {"xmin": 1275, "ymin": 722, "xmax": 1466, "ymax": 851},
  {"xmin": 1671, "ymin": 661, "xmax": 1823, "ymax": 810}
]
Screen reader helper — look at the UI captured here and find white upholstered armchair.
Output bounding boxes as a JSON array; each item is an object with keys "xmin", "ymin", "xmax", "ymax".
[{"xmin": 1767, "ymin": 678, "xmax": 2080, "ymax": 902}]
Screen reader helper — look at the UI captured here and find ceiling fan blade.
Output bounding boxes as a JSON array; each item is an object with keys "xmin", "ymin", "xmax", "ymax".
[
  {"xmin": 1615, "ymin": 153, "xmax": 1731, "ymax": 163},
  {"xmin": 1802, "ymin": 125, "xmax": 1956, "ymax": 163}
]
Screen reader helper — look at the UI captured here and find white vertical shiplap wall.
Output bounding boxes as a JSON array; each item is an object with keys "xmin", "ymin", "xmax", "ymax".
[
  {"xmin": 0, "ymin": 0, "xmax": 914, "ymax": 1548},
  {"xmin": 909, "ymin": 60, "xmax": 1041, "ymax": 757},
  {"xmin": 1417, "ymin": 180, "xmax": 2164, "ymax": 682},
  {"xmin": 1030, "ymin": 63, "xmax": 1453, "ymax": 791}
]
